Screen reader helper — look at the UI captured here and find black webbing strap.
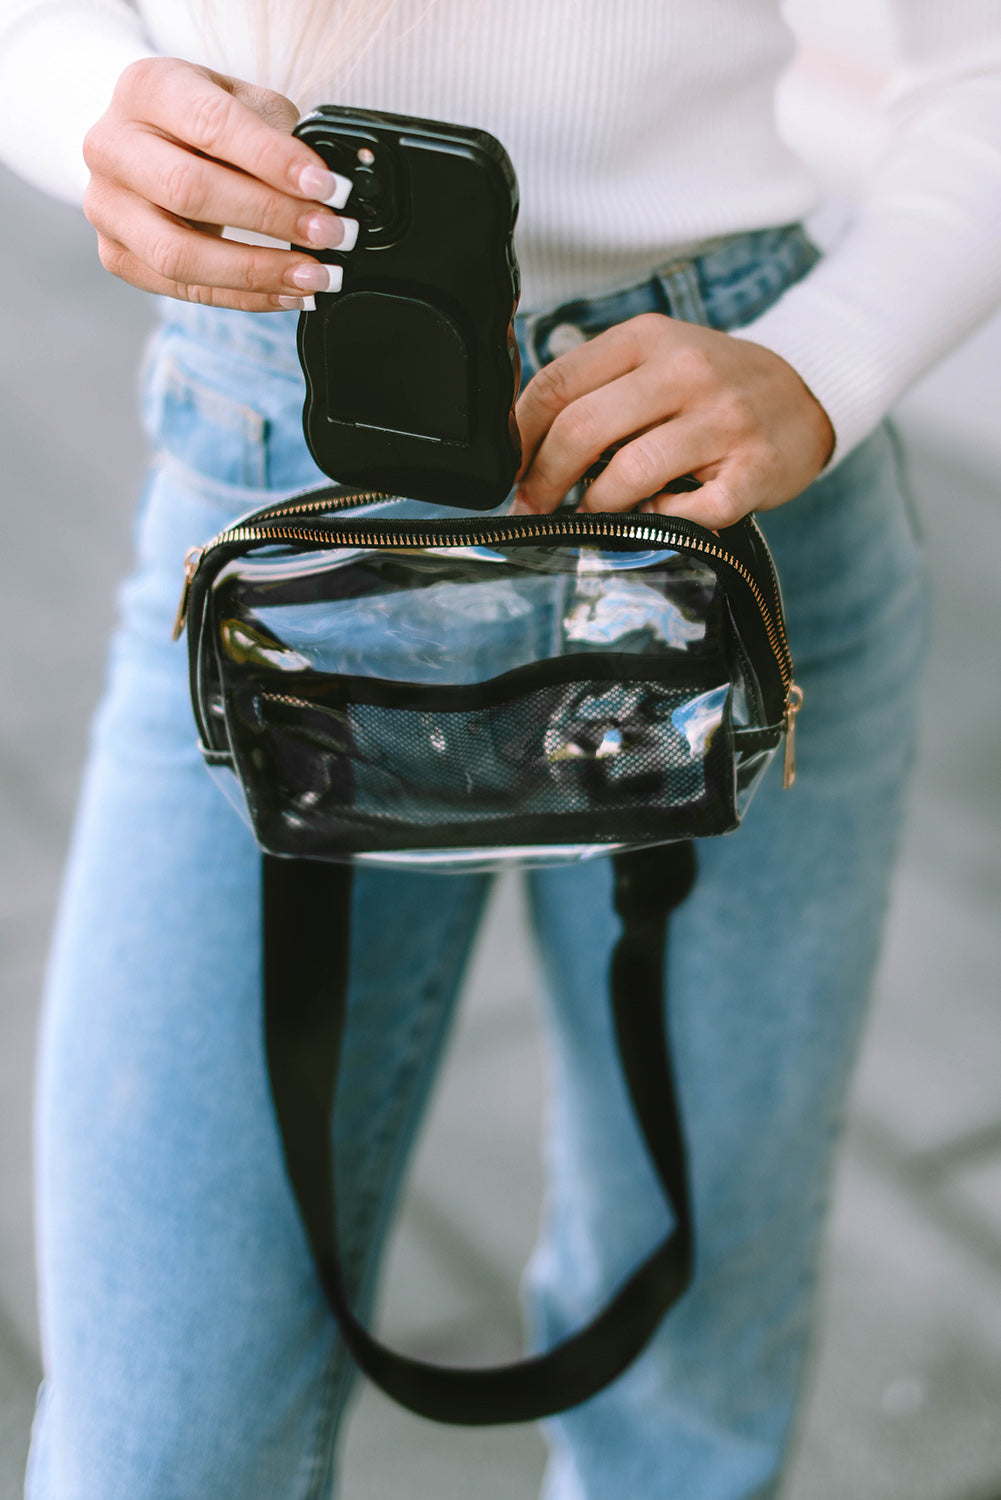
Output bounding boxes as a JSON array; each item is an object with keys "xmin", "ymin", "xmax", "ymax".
[{"xmin": 263, "ymin": 841, "xmax": 697, "ymax": 1426}]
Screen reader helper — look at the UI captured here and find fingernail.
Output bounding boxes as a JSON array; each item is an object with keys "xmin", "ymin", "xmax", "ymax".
[
  {"xmin": 303, "ymin": 214, "xmax": 359, "ymax": 251},
  {"xmin": 298, "ymin": 165, "xmax": 352, "ymax": 208},
  {"xmin": 287, "ymin": 262, "xmax": 343, "ymax": 293},
  {"xmin": 323, "ymin": 173, "xmax": 353, "ymax": 210},
  {"xmin": 278, "ymin": 295, "xmax": 304, "ymax": 310},
  {"xmin": 336, "ymin": 216, "xmax": 359, "ymax": 251},
  {"xmin": 297, "ymin": 165, "xmax": 352, "ymax": 209}
]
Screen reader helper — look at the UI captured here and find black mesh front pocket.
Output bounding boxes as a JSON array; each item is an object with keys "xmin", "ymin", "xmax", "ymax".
[{"xmin": 226, "ymin": 656, "xmax": 738, "ymax": 856}]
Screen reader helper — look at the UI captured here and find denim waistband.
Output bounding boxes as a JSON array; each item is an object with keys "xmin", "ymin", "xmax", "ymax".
[{"xmin": 158, "ymin": 223, "xmax": 818, "ymax": 374}]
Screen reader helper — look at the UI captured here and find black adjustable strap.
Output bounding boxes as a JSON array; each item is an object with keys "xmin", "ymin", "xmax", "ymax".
[{"xmin": 263, "ymin": 842, "xmax": 697, "ymax": 1426}]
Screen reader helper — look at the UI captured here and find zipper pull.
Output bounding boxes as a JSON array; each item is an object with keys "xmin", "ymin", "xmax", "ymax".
[
  {"xmin": 782, "ymin": 682, "xmax": 804, "ymax": 790},
  {"xmin": 171, "ymin": 546, "xmax": 204, "ymax": 641}
]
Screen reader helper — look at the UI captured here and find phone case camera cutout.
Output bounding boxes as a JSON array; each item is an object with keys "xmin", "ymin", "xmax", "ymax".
[{"xmin": 293, "ymin": 106, "xmax": 522, "ymax": 510}]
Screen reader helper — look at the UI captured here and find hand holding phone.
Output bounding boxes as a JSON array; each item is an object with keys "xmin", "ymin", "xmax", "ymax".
[
  {"xmin": 82, "ymin": 58, "xmax": 358, "ymax": 311},
  {"xmin": 293, "ymin": 106, "xmax": 522, "ymax": 510}
]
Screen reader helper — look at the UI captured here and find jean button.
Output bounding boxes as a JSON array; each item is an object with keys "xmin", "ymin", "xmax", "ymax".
[{"xmin": 547, "ymin": 322, "xmax": 587, "ymax": 358}]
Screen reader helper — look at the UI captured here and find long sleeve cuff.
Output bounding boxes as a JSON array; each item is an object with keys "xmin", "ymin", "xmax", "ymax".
[
  {"xmin": 731, "ymin": 76, "xmax": 1001, "ymax": 467},
  {"xmin": 0, "ymin": 2, "xmax": 154, "ymax": 203}
]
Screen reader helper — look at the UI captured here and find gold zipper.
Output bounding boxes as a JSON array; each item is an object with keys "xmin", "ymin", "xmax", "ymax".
[
  {"xmin": 176, "ymin": 510, "xmax": 788, "ymax": 673},
  {"xmin": 174, "ymin": 498, "xmax": 802, "ymax": 785},
  {"xmin": 171, "ymin": 488, "xmax": 391, "ymax": 643},
  {"xmin": 172, "ymin": 545, "xmax": 205, "ymax": 642},
  {"xmin": 242, "ymin": 487, "xmax": 393, "ymax": 523},
  {"xmin": 782, "ymin": 682, "xmax": 804, "ymax": 790}
]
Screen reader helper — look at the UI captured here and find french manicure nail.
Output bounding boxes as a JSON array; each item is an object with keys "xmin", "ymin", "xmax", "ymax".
[
  {"xmin": 288, "ymin": 262, "xmax": 344, "ymax": 293},
  {"xmin": 336, "ymin": 217, "xmax": 359, "ymax": 251},
  {"xmin": 298, "ymin": 164, "xmax": 338, "ymax": 200},
  {"xmin": 301, "ymin": 294, "xmax": 316, "ymax": 312},
  {"xmin": 323, "ymin": 173, "xmax": 352, "ymax": 210},
  {"xmin": 304, "ymin": 213, "xmax": 359, "ymax": 251},
  {"xmin": 298, "ymin": 166, "xmax": 353, "ymax": 210},
  {"xmin": 278, "ymin": 295, "xmax": 304, "ymax": 310}
]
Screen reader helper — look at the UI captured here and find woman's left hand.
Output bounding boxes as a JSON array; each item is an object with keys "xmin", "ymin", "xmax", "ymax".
[{"xmin": 513, "ymin": 312, "xmax": 835, "ymax": 529}]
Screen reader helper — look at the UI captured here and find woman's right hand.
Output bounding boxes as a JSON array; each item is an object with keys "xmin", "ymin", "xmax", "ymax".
[{"xmin": 82, "ymin": 56, "xmax": 356, "ymax": 311}]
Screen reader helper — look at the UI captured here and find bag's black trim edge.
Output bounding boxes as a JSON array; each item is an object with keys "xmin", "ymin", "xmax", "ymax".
[
  {"xmin": 235, "ymin": 649, "xmax": 730, "ymax": 714},
  {"xmin": 250, "ymin": 799, "xmax": 739, "ymax": 858}
]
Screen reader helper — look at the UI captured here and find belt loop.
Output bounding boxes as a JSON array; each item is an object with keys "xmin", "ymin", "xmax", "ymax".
[{"xmin": 654, "ymin": 260, "xmax": 709, "ymax": 328}]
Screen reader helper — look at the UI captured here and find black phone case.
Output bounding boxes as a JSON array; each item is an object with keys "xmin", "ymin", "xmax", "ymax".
[{"xmin": 292, "ymin": 106, "xmax": 521, "ymax": 510}]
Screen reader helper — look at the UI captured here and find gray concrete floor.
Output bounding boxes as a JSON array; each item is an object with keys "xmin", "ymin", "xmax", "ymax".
[{"xmin": 2, "ymin": 162, "xmax": 1001, "ymax": 1498}]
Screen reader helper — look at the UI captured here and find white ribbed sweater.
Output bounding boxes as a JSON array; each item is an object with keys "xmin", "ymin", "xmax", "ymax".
[{"xmin": 1, "ymin": 0, "xmax": 1000, "ymax": 464}]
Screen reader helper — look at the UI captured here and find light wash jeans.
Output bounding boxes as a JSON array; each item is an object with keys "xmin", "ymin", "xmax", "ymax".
[{"xmin": 26, "ymin": 226, "xmax": 927, "ymax": 1500}]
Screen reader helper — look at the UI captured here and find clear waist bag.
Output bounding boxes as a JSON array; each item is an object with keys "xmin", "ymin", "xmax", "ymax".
[
  {"xmin": 177, "ymin": 483, "xmax": 800, "ymax": 864},
  {"xmin": 175, "ymin": 481, "xmax": 802, "ymax": 1425}
]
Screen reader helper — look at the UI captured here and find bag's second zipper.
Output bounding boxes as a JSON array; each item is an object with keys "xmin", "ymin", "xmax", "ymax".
[{"xmin": 174, "ymin": 493, "xmax": 803, "ymax": 787}]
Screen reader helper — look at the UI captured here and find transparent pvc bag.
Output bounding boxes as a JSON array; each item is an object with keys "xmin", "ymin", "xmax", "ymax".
[{"xmin": 180, "ymin": 490, "xmax": 798, "ymax": 872}]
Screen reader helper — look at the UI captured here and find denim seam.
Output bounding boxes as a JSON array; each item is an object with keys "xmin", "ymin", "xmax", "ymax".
[
  {"xmin": 155, "ymin": 450, "xmax": 301, "ymax": 512},
  {"xmin": 292, "ymin": 1330, "xmax": 342, "ymax": 1500},
  {"xmin": 159, "ymin": 310, "xmax": 305, "ymax": 377},
  {"xmin": 159, "ymin": 355, "xmax": 267, "ymax": 441}
]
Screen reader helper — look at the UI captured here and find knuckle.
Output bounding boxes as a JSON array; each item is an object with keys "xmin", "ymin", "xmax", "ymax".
[
  {"xmin": 225, "ymin": 250, "xmax": 275, "ymax": 295},
  {"xmin": 714, "ymin": 390, "xmax": 755, "ymax": 437},
  {"xmin": 161, "ymin": 156, "xmax": 205, "ymax": 219},
  {"xmin": 530, "ymin": 360, "xmax": 572, "ymax": 413},
  {"xmin": 81, "ymin": 122, "xmax": 109, "ymax": 174},
  {"xmin": 148, "ymin": 231, "xmax": 187, "ymax": 284},
  {"xmin": 672, "ymin": 344, "xmax": 715, "ymax": 388},
  {"xmin": 255, "ymin": 137, "xmax": 297, "ymax": 192},
  {"xmin": 631, "ymin": 311, "xmax": 668, "ymax": 345},
  {"xmin": 259, "ymin": 186, "xmax": 294, "ymax": 234},
  {"xmin": 81, "ymin": 176, "xmax": 104, "ymax": 227},
  {"xmin": 613, "ymin": 441, "xmax": 661, "ymax": 494},
  {"xmin": 189, "ymin": 88, "xmax": 233, "ymax": 154},
  {"xmin": 701, "ymin": 486, "xmax": 744, "ymax": 530},
  {"xmin": 184, "ymin": 283, "xmax": 215, "ymax": 306},
  {"xmin": 117, "ymin": 56, "xmax": 159, "ymax": 98},
  {"xmin": 96, "ymin": 235, "xmax": 123, "ymax": 275},
  {"xmin": 232, "ymin": 253, "xmax": 266, "ymax": 293},
  {"xmin": 553, "ymin": 402, "xmax": 598, "ymax": 456}
]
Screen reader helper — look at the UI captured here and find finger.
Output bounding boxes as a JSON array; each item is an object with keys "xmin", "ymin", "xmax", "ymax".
[
  {"xmin": 89, "ymin": 186, "xmax": 342, "ymax": 297},
  {"xmin": 514, "ymin": 321, "xmax": 650, "ymax": 471},
  {"xmin": 578, "ymin": 418, "xmax": 721, "ymax": 513},
  {"xmin": 114, "ymin": 126, "xmax": 358, "ymax": 252},
  {"xmin": 120, "ymin": 58, "xmax": 349, "ymax": 206},
  {"xmin": 641, "ymin": 469, "xmax": 755, "ymax": 531},
  {"xmin": 516, "ymin": 368, "xmax": 685, "ymax": 513},
  {"xmin": 95, "ymin": 234, "xmax": 295, "ymax": 312}
]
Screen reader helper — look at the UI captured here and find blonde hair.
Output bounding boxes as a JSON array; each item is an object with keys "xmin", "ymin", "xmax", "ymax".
[{"xmin": 198, "ymin": 0, "xmax": 430, "ymax": 107}]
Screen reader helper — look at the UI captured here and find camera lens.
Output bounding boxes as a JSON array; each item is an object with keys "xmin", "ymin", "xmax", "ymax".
[{"xmin": 352, "ymin": 169, "xmax": 383, "ymax": 202}]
